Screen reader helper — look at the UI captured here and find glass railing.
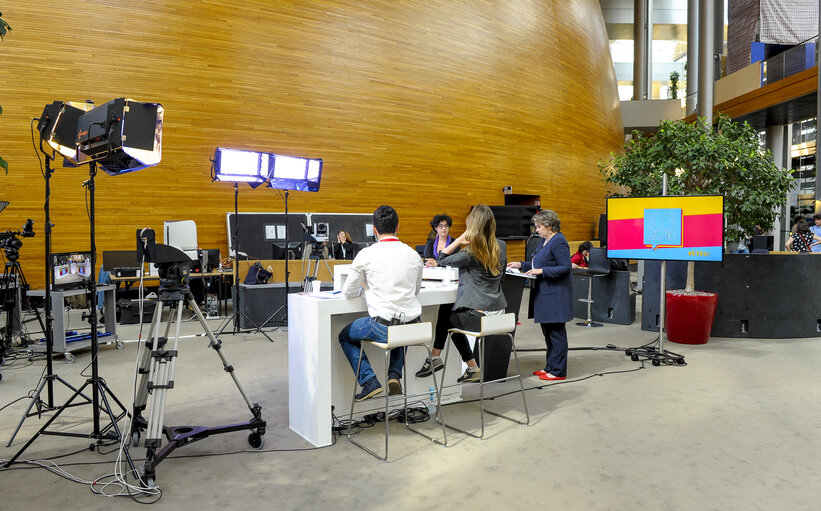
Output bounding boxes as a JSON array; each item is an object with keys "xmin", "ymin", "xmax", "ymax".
[{"xmin": 762, "ymin": 35, "xmax": 818, "ymax": 86}]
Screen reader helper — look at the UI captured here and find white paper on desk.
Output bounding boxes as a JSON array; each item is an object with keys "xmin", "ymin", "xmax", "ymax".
[
  {"xmin": 506, "ymin": 268, "xmax": 536, "ymax": 279},
  {"xmin": 304, "ymin": 290, "xmax": 344, "ymax": 300}
]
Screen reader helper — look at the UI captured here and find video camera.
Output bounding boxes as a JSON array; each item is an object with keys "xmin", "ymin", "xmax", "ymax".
[
  {"xmin": 137, "ymin": 228, "xmax": 191, "ymax": 295},
  {"xmin": 0, "ymin": 219, "xmax": 35, "ymax": 262}
]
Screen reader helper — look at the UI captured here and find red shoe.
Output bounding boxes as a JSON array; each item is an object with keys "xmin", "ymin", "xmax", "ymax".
[
  {"xmin": 538, "ymin": 374, "xmax": 566, "ymax": 381},
  {"xmin": 532, "ymin": 370, "xmax": 547, "ymax": 376}
]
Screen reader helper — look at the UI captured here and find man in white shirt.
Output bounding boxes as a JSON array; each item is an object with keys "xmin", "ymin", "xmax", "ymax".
[{"xmin": 339, "ymin": 205, "xmax": 423, "ymax": 401}]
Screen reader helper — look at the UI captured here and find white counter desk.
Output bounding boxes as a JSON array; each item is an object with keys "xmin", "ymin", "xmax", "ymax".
[{"xmin": 288, "ymin": 285, "xmax": 460, "ymax": 447}]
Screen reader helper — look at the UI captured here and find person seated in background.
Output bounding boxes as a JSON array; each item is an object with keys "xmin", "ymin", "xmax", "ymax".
[
  {"xmin": 785, "ymin": 220, "xmax": 821, "ymax": 253},
  {"xmin": 571, "ymin": 241, "xmax": 593, "ymax": 269},
  {"xmin": 338, "ymin": 205, "xmax": 423, "ymax": 401},
  {"xmin": 332, "ymin": 230, "xmax": 356, "ymax": 260},
  {"xmin": 424, "ymin": 214, "xmax": 456, "ymax": 267}
]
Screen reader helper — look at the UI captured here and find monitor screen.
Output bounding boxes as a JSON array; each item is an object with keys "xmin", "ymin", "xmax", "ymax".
[
  {"xmin": 606, "ymin": 195, "xmax": 724, "ymax": 262},
  {"xmin": 102, "ymin": 250, "xmax": 141, "ymax": 270},
  {"xmin": 52, "ymin": 251, "xmax": 93, "ymax": 289}
]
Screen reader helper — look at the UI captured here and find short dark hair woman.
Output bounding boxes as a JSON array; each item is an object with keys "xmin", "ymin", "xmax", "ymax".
[
  {"xmin": 423, "ymin": 213, "xmax": 454, "ymax": 267},
  {"xmin": 507, "ymin": 209, "xmax": 573, "ymax": 380}
]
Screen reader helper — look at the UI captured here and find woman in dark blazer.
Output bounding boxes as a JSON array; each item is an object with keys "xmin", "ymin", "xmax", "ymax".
[
  {"xmin": 507, "ymin": 209, "xmax": 573, "ymax": 380},
  {"xmin": 332, "ymin": 230, "xmax": 356, "ymax": 260}
]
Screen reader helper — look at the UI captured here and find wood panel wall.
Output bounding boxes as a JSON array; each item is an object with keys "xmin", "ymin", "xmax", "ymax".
[{"xmin": 0, "ymin": 1, "xmax": 623, "ymax": 288}]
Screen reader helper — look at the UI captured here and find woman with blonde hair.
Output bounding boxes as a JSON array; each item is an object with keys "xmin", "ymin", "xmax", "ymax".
[{"xmin": 414, "ymin": 204, "xmax": 507, "ymax": 382}]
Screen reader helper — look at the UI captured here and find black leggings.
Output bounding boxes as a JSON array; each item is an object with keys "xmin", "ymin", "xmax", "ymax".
[{"xmin": 433, "ymin": 304, "xmax": 483, "ymax": 363}]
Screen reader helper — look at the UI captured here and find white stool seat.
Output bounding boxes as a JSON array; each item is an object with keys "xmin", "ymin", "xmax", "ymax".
[
  {"xmin": 439, "ymin": 312, "xmax": 529, "ymax": 440},
  {"xmin": 347, "ymin": 321, "xmax": 447, "ymax": 461}
]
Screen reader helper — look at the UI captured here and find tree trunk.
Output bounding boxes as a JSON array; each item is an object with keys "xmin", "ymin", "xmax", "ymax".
[{"xmin": 685, "ymin": 261, "xmax": 695, "ymax": 292}]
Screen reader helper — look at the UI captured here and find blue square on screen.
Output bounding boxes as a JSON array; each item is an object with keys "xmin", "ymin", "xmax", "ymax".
[{"xmin": 643, "ymin": 208, "xmax": 682, "ymax": 249}]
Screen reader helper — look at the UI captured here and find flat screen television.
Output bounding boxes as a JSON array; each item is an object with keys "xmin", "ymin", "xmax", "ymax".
[
  {"xmin": 52, "ymin": 251, "xmax": 93, "ymax": 290},
  {"xmin": 606, "ymin": 195, "xmax": 724, "ymax": 262}
]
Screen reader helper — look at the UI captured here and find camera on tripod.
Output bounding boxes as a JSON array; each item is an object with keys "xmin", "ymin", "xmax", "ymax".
[
  {"xmin": 0, "ymin": 220, "xmax": 35, "ymax": 262},
  {"xmin": 137, "ymin": 228, "xmax": 191, "ymax": 294}
]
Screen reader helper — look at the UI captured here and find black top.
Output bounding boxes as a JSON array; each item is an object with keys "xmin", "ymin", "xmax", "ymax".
[
  {"xmin": 332, "ymin": 242, "xmax": 356, "ymax": 260},
  {"xmin": 424, "ymin": 237, "xmax": 460, "ymax": 259}
]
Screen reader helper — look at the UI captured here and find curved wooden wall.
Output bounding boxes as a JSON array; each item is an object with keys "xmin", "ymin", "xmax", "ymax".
[{"xmin": 0, "ymin": 1, "xmax": 622, "ymax": 287}]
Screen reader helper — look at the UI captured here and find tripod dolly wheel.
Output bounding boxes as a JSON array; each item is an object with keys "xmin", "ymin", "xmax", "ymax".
[
  {"xmin": 652, "ymin": 359, "xmax": 661, "ymax": 367},
  {"xmin": 630, "ymin": 354, "xmax": 639, "ymax": 361},
  {"xmin": 248, "ymin": 432, "xmax": 265, "ymax": 450},
  {"xmin": 0, "ymin": 354, "xmax": 5, "ymax": 366},
  {"xmin": 131, "ymin": 431, "xmax": 140, "ymax": 447}
]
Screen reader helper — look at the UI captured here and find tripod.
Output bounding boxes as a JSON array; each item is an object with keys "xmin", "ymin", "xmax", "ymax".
[
  {"xmin": 301, "ymin": 232, "xmax": 332, "ymax": 292},
  {"xmin": 4, "ymin": 163, "xmax": 135, "ymax": 471},
  {"xmin": 129, "ymin": 268, "xmax": 265, "ymax": 487},
  {"xmin": 1, "ymin": 259, "xmax": 44, "ymax": 357},
  {"xmin": 256, "ymin": 190, "xmax": 291, "ymax": 330},
  {"xmin": 215, "ymin": 182, "xmax": 274, "ymax": 342},
  {"xmin": 6, "ymin": 156, "xmax": 96, "ymax": 447}
]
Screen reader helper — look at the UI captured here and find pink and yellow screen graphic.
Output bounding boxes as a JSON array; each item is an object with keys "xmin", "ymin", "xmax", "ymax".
[{"xmin": 606, "ymin": 196, "xmax": 724, "ymax": 262}]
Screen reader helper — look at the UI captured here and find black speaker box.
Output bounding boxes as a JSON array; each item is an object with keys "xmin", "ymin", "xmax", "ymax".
[
  {"xmin": 752, "ymin": 235, "xmax": 774, "ymax": 252},
  {"xmin": 237, "ymin": 283, "xmax": 300, "ymax": 328}
]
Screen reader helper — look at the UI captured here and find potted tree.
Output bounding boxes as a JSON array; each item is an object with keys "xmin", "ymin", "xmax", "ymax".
[{"xmin": 599, "ymin": 114, "xmax": 793, "ymax": 343}]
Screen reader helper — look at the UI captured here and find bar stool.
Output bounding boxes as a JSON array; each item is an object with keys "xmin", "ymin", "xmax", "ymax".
[
  {"xmin": 347, "ymin": 321, "xmax": 447, "ymax": 461},
  {"xmin": 574, "ymin": 247, "xmax": 610, "ymax": 328},
  {"xmin": 438, "ymin": 312, "xmax": 529, "ymax": 440}
]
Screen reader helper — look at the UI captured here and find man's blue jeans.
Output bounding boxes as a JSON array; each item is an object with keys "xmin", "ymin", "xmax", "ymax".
[{"xmin": 338, "ymin": 317, "xmax": 404, "ymax": 386}]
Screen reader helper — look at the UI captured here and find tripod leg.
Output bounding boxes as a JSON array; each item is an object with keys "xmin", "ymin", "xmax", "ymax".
[
  {"xmin": 144, "ymin": 300, "xmax": 183, "ymax": 448},
  {"xmin": 188, "ymin": 298, "xmax": 264, "ymax": 431},
  {"xmin": 130, "ymin": 303, "xmax": 164, "ymax": 445},
  {"xmin": 5, "ymin": 375, "xmax": 49, "ymax": 446}
]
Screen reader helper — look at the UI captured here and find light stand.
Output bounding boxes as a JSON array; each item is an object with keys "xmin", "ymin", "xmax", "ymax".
[
  {"xmin": 6, "ymin": 154, "xmax": 94, "ymax": 447},
  {"xmin": 256, "ymin": 189, "xmax": 290, "ymax": 329},
  {"xmin": 214, "ymin": 182, "xmax": 274, "ymax": 342},
  {"xmin": 5, "ymin": 162, "xmax": 135, "ymax": 471}
]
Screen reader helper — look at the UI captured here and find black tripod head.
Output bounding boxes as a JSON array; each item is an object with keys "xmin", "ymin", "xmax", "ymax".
[
  {"xmin": 137, "ymin": 228, "xmax": 192, "ymax": 298},
  {"xmin": 0, "ymin": 219, "xmax": 35, "ymax": 263}
]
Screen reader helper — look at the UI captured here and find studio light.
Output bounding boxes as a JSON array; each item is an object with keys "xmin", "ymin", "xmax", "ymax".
[
  {"xmin": 268, "ymin": 154, "xmax": 323, "ymax": 192},
  {"xmin": 37, "ymin": 101, "xmax": 94, "ymax": 163},
  {"xmin": 76, "ymin": 97, "xmax": 164, "ymax": 175},
  {"xmin": 212, "ymin": 147, "xmax": 272, "ymax": 185}
]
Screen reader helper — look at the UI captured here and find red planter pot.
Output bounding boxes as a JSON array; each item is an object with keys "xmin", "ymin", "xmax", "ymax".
[{"xmin": 665, "ymin": 291, "xmax": 718, "ymax": 345}]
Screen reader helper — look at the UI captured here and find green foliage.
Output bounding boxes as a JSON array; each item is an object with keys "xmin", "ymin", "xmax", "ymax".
[
  {"xmin": 599, "ymin": 114, "xmax": 794, "ymax": 242},
  {"xmin": 669, "ymin": 71, "xmax": 679, "ymax": 99}
]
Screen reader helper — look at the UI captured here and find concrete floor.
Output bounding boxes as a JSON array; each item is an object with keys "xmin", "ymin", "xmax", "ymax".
[{"xmin": 1, "ymin": 292, "xmax": 819, "ymax": 510}]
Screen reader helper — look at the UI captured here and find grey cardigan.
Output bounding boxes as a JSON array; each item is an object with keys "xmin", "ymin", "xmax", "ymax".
[{"xmin": 438, "ymin": 239, "xmax": 507, "ymax": 311}]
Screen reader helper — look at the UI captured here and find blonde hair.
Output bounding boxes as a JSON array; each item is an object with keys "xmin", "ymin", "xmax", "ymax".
[
  {"xmin": 339, "ymin": 231, "xmax": 353, "ymax": 243},
  {"xmin": 463, "ymin": 204, "xmax": 501, "ymax": 276}
]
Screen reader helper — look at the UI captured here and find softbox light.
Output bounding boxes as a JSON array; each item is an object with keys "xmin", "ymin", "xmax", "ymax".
[
  {"xmin": 37, "ymin": 101, "xmax": 94, "ymax": 163},
  {"xmin": 268, "ymin": 154, "xmax": 323, "ymax": 192},
  {"xmin": 76, "ymin": 97, "xmax": 163, "ymax": 175},
  {"xmin": 212, "ymin": 148, "xmax": 272, "ymax": 186}
]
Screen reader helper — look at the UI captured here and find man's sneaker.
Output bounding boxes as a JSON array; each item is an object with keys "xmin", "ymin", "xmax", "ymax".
[
  {"xmin": 415, "ymin": 357, "xmax": 444, "ymax": 378},
  {"xmin": 355, "ymin": 378, "xmax": 383, "ymax": 401},
  {"xmin": 387, "ymin": 378, "xmax": 402, "ymax": 396},
  {"xmin": 457, "ymin": 367, "xmax": 481, "ymax": 383}
]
